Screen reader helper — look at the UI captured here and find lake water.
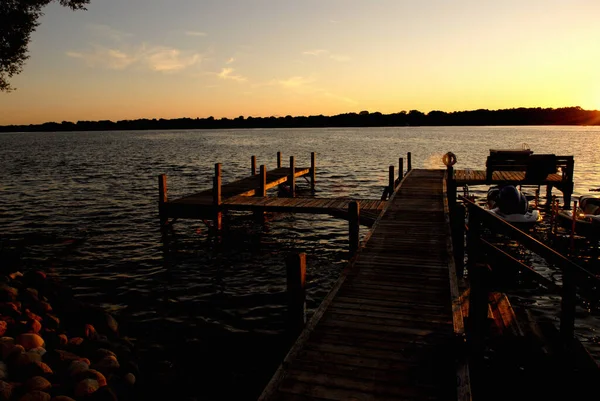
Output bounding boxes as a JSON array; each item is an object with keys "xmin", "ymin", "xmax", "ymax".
[{"xmin": 1, "ymin": 126, "xmax": 600, "ymax": 399}]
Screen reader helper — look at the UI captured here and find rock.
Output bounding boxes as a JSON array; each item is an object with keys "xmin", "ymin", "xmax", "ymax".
[
  {"xmin": 75, "ymin": 369, "xmax": 107, "ymax": 387},
  {"xmin": 68, "ymin": 337, "xmax": 84, "ymax": 347},
  {"xmin": 33, "ymin": 361, "xmax": 53, "ymax": 375},
  {"xmin": 27, "ymin": 320, "xmax": 42, "ymax": 334},
  {"xmin": 42, "ymin": 349, "xmax": 80, "ymax": 371},
  {"xmin": 74, "ymin": 378, "xmax": 100, "ymax": 397},
  {"xmin": 89, "ymin": 386, "xmax": 118, "ymax": 401},
  {"xmin": 24, "ymin": 310, "xmax": 42, "ymax": 322},
  {"xmin": 29, "ymin": 347, "xmax": 46, "ymax": 357},
  {"xmin": 123, "ymin": 372, "xmax": 135, "ymax": 386},
  {"xmin": 91, "ymin": 356, "xmax": 119, "ymax": 375},
  {"xmin": 0, "ymin": 284, "xmax": 18, "ymax": 302},
  {"xmin": 0, "ymin": 362, "xmax": 7, "ymax": 380},
  {"xmin": 0, "ymin": 380, "xmax": 12, "ymax": 401},
  {"xmin": 17, "ymin": 333, "xmax": 44, "ymax": 350},
  {"xmin": 25, "ymin": 376, "xmax": 52, "ymax": 392},
  {"xmin": 18, "ymin": 390, "xmax": 51, "ymax": 401},
  {"xmin": 84, "ymin": 324, "xmax": 97, "ymax": 339},
  {"xmin": 50, "ymin": 397, "xmax": 76, "ymax": 401},
  {"xmin": 0, "ymin": 322, "xmax": 7, "ymax": 337},
  {"xmin": 43, "ymin": 315, "xmax": 60, "ymax": 331},
  {"xmin": 68, "ymin": 360, "xmax": 89, "ymax": 376},
  {"xmin": 93, "ymin": 349, "xmax": 116, "ymax": 362},
  {"xmin": 57, "ymin": 334, "xmax": 68, "ymax": 346},
  {"xmin": 3, "ymin": 343, "xmax": 24, "ymax": 361}
]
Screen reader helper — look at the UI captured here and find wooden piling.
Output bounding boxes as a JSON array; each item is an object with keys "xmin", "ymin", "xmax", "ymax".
[
  {"xmin": 286, "ymin": 253, "xmax": 307, "ymax": 335},
  {"xmin": 158, "ymin": 174, "xmax": 168, "ymax": 226},
  {"xmin": 289, "ymin": 156, "xmax": 296, "ymax": 197},
  {"xmin": 563, "ymin": 158, "xmax": 575, "ymax": 210},
  {"xmin": 407, "ymin": 152, "xmax": 412, "ymax": 171},
  {"xmin": 447, "ymin": 166, "xmax": 456, "ymax": 209},
  {"xmin": 546, "ymin": 185, "xmax": 553, "ymax": 206},
  {"xmin": 388, "ymin": 165, "xmax": 395, "ymax": 194},
  {"xmin": 277, "ymin": 152, "xmax": 282, "ymax": 169},
  {"xmin": 213, "ymin": 163, "xmax": 222, "ymax": 231},
  {"xmin": 349, "ymin": 201, "xmax": 360, "ymax": 257},
  {"xmin": 452, "ymin": 204, "xmax": 465, "ymax": 278},
  {"xmin": 310, "ymin": 152, "xmax": 316, "ymax": 192},
  {"xmin": 399, "ymin": 157, "xmax": 404, "ymax": 179},
  {"xmin": 251, "ymin": 156, "xmax": 257, "ymax": 176},
  {"xmin": 258, "ymin": 165, "xmax": 267, "ymax": 197},
  {"xmin": 570, "ymin": 200, "xmax": 577, "ymax": 252},
  {"xmin": 560, "ymin": 264, "xmax": 576, "ymax": 343}
]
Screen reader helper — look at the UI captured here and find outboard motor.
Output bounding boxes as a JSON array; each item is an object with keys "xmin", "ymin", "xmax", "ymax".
[
  {"xmin": 487, "ymin": 187, "xmax": 500, "ymax": 209},
  {"xmin": 497, "ymin": 185, "xmax": 528, "ymax": 214}
]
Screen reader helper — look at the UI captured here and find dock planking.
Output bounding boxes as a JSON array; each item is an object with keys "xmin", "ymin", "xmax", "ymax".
[
  {"xmin": 454, "ymin": 169, "xmax": 563, "ymax": 185},
  {"xmin": 160, "ymin": 163, "xmax": 387, "ymax": 225},
  {"xmin": 260, "ymin": 170, "xmax": 468, "ymax": 401}
]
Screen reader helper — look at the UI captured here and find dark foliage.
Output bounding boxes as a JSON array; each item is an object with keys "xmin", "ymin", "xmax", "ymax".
[
  {"xmin": 0, "ymin": 0, "xmax": 89, "ymax": 91},
  {"xmin": 1, "ymin": 106, "xmax": 600, "ymax": 133}
]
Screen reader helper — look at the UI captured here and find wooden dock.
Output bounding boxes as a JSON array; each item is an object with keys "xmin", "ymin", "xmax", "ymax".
[
  {"xmin": 259, "ymin": 169, "xmax": 467, "ymax": 400},
  {"xmin": 451, "ymin": 153, "xmax": 574, "ymax": 208},
  {"xmin": 158, "ymin": 152, "xmax": 392, "ymax": 228}
]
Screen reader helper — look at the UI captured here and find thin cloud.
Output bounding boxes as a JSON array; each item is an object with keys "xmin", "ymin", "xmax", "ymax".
[
  {"xmin": 302, "ymin": 49, "xmax": 328, "ymax": 56},
  {"xmin": 217, "ymin": 68, "xmax": 247, "ymax": 82},
  {"xmin": 67, "ymin": 44, "xmax": 202, "ymax": 73},
  {"xmin": 278, "ymin": 76, "xmax": 316, "ymax": 88},
  {"xmin": 186, "ymin": 31, "xmax": 208, "ymax": 37}
]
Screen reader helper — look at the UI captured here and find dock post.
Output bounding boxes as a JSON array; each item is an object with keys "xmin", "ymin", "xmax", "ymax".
[
  {"xmin": 546, "ymin": 185, "xmax": 553, "ymax": 207},
  {"xmin": 251, "ymin": 156, "xmax": 257, "ymax": 176},
  {"xmin": 158, "ymin": 174, "xmax": 168, "ymax": 227},
  {"xmin": 258, "ymin": 165, "xmax": 267, "ymax": 197},
  {"xmin": 399, "ymin": 157, "xmax": 404, "ymax": 179},
  {"xmin": 407, "ymin": 152, "xmax": 412, "ymax": 172},
  {"xmin": 452, "ymin": 204, "xmax": 465, "ymax": 277},
  {"xmin": 447, "ymin": 166, "xmax": 456, "ymax": 209},
  {"xmin": 563, "ymin": 158, "xmax": 575, "ymax": 210},
  {"xmin": 277, "ymin": 151, "xmax": 282, "ymax": 168},
  {"xmin": 289, "ymin": 156, "xmax": 296, "ymax": 197},
  {"xmin": 286, "ymin": 253, "xmax": 306, "ymax": 336},
  {"xmin": 570, "ymin": 200, "xmax": 577, "ymax": 252},
  {"xmin": 213, "ymin": 163, "xmax": 222, "ymax": 231},
  {"xmin": 349, "ymin": 201, "xmax": 360, "ymax": 258},
  {"xmin": 388, "ymin": 165, "xmax": 395, "ymax": 194},
  {"xmin": 560, "ymin": 264, "xmax": 576, "ymax": 344},
  {"xmin": 310, "ymin": 152, "xmax": 316, "ymax": 193}
]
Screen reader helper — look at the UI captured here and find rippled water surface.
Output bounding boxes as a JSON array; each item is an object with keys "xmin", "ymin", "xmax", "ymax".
[{"xmin": 1, "ymin": 126, "xmax": 600, "ymax": 398}]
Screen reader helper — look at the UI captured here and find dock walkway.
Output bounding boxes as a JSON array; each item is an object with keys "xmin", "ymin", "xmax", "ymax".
[{"xmin": 260, "ymin": 169, "xmax": 464, "ymax": 401}]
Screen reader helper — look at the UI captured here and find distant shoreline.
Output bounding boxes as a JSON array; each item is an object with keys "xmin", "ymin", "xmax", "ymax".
[{"xmin": 1, "ymin": 106, "xmax": 599, "ymax": 133}]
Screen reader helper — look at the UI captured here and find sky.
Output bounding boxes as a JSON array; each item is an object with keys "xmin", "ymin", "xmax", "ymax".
[{"xmin": 1, "ymin": 0, "xmax": 600, "ymax": 125}]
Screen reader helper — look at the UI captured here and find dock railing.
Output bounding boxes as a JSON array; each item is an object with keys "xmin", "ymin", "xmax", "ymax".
[{"xmin": 456, "ymin": 195, "xmax": 600, "ymax": 348}]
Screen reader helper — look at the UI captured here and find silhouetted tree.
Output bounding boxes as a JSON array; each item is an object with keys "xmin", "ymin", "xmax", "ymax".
[
  {"xmin": 1, "ymin": 0, "xmax": 89, "ymax": 91},
  {"xmin": 2, "ymin": 107, "xmax": 600, "ymax": 132}
]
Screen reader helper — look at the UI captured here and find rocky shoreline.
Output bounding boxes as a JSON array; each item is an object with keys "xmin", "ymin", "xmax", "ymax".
[{"xmin": 0, "ymin": 270, "xmax": 139, "ymax": 401}]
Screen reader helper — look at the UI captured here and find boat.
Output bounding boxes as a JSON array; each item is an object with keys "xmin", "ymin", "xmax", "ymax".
[
  {"xmin": 556, "ymin": 195, "xmax": 600, "ymax": 237},
  {"xmin": 486, "ymin": 185, "xmax": 540, "ymax": 225}
]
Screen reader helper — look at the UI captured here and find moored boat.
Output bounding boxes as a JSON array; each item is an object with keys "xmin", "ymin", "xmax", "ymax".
[
  {"xmin": 486, "ymin": 185, "xmax": 540, "ymax": 225},
  {"xmin": 556, "ymin": 195, "xmax": 600, "ymax": 237}
]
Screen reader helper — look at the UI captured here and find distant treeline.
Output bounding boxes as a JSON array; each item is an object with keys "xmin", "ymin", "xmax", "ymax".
[{"xmin": 2, "ymin": 106, "xmax": 600, "ymax": 133}]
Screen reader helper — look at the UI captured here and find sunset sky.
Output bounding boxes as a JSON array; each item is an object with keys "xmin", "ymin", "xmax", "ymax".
[{"xmin": 1, "ymin": 0, "xmax": 599, "ymax": 125}]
